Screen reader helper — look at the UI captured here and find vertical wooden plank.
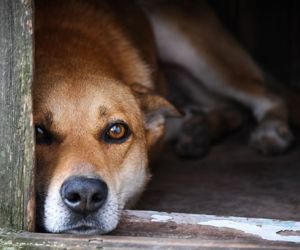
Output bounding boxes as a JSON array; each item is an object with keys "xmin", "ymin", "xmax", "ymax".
[{"xmin": 0, "ymin": 0, "xmax": 35, "ymax": 231}]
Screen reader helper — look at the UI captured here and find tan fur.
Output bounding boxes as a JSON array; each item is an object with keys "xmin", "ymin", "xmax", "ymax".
[{"xmin": 34, "ymin": 0, "xmax": 293, "ymax": 233}]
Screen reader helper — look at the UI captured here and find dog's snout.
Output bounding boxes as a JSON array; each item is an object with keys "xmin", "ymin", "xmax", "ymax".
[{"xmin": 60, "ymin": 176, "xmax": 108, "ymax": 214}]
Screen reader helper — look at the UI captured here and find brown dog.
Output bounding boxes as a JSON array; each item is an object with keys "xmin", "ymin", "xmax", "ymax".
[{"xmin": 34, "ymin": 0, "xmax": 293, "ymax": 234}]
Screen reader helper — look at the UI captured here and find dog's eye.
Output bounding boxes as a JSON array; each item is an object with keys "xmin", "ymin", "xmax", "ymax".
[
  {"xmin": 35, "ymin": 125, "xmax": 53, "ymax": 145},
  {"xmin": 104, "ymin": 123, "xmax": 131, "ymax": 143}
]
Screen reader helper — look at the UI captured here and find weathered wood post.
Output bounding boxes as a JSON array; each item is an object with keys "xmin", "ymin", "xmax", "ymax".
[{"xmin": 0, "ymin": 0, "xmax": 35, "ymax": 231}]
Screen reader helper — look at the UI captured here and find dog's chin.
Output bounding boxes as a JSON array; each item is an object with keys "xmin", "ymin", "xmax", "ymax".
[
  {"xmin": 43, "ymin": 213, "xmax": 120, "ymax": 235},
  {"xmin": 44, "ymin": 218, "xmax": 119, "ymax": 235},
  {"xmin": 60, "ymin": 225, "xmax": 105, "ymax": 235}
]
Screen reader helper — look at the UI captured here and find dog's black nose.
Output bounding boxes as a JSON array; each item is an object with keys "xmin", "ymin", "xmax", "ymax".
[{"xmin": 60, "ymin": 176, "xmax": 108, "ymax": 214}]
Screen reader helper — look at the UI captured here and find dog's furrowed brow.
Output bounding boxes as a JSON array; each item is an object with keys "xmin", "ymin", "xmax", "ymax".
[
  {"xmin": 36, "ymin": 111, "xmax": 53, "ymax": 127},
  {"xmin": 45, "ymin": 111, "xmax": 53, "ymax": 126},
  {"xmin": 99, "ymin": 106, "xmax": 108, "ymax": 118}
]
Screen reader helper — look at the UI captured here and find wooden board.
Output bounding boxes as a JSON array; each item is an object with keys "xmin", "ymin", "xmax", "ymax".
[
  {"xmin": 0, "ymin": 0, "xmax": 35, "ymax": 231},
  {"xmin": 1, "ymin": 210, "xmax": 300, "ymax": 249}
]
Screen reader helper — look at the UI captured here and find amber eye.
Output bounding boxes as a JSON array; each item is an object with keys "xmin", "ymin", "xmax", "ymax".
[
  {"xmin": 103, "ymin": 122, "xmax": 131, "ymax": 143},
  {"xmin": 35, "ymin": 125, "xmax": 53, "ymax": 145}
]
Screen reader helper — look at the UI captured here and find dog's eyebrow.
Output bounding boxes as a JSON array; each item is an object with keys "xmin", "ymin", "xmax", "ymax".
[
  {"xmin": 44, "ymin": 111, "xmax": 53, "ymax": 127},
  {"xmin": 99, "ymin": 106, "xmax": 108, "ymax": 117}
]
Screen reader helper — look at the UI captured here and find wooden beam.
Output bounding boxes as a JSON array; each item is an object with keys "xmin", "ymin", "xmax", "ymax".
[
  {"xmin": 0, "ymin": 0, "xmax": 35, "ymax": 231},
  {"xmin": 1, "ymin": 210, "xmax": 300, "ymax": 249},
  {"xmin": 115, "ymin": 210, "xmax": 300, "ymax": 244},
  {"xmin": 0, "ymin": 231, "xmax": 298, "ymax": 250}
]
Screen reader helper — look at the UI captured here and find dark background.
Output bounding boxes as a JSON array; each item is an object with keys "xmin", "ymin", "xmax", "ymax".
[{"xmin": 209, "ymin": 0, "xmax": 300, "ymax": 90}]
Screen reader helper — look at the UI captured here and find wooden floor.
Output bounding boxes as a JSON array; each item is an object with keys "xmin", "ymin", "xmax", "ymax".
[{"xmin": 137, "ymin": 126, "xmax": 300, "ymax": 221}]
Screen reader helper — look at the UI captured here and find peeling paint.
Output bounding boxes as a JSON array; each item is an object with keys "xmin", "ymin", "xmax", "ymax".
[
  {"xmin": 198, "ymin": 219, "xmax": 300, "ymax": 243},
  {"xmin": 151, "ymin": 214, "xmax": 173, "ymax": 222},
  {"xmin": 125, "ymin": 210, "xmax": 300, "ymax": 243}
]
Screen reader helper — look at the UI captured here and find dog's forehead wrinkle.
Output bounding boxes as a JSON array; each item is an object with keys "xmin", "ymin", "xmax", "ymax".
[
  {"xmin": 44, "ymin": 111, "xmax": 53, "ymax": 126},
  {"xmin": 99, "ymin": 105, "xmax": 108, "ymax": 117},
  {"xmin": 35, "ymin": 110, "xmax": 53, "ymax": 126}
]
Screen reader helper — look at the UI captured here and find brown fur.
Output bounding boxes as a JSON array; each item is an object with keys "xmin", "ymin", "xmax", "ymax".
[{"xmin": 34, "ymin": 0, "xmax": 293, "ymax": 233}]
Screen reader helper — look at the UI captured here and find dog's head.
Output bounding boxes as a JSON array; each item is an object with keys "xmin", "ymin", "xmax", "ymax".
[{"xmin": 33, "ymin": 66, "xmax": 178, "ymax": 234}]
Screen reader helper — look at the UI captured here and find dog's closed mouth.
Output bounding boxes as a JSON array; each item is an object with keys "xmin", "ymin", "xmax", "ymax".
[{"xmin": 62, "ymin": 225, "xmax": 102, "ymax": 235}]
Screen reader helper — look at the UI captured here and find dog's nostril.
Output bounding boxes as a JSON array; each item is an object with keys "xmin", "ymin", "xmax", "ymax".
[
  {"xmin": 92, "ymin": 193, "xmax": 102, "ymax": 203},
  {"xmin": 66, "ymin": 193, "xmax": 81, "ymax": 203},
  {"xmin": 60, "ymin": 176, "xmax": 108, "ymax": 214}
]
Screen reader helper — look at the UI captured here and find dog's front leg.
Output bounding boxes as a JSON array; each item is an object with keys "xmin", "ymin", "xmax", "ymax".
[{"xmin": 145, "ymin": 1, "xmax": 293, "ymax": 156}]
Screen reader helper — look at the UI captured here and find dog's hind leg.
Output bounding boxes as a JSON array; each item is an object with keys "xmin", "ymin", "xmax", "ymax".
[{"xmin": 145, "ymin": 1, "xmax": 294, "ymax": 155}]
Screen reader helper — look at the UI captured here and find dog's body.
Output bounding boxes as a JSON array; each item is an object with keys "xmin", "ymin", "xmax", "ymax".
[{"xmin": 34, "ymin": 0, "xmax": 293, "ymax": 234}]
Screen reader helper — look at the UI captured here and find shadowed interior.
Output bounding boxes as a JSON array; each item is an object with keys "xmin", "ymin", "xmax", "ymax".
[{"xmin": 137, "ymin": 125, "xmax": 300, "ymax": 220}]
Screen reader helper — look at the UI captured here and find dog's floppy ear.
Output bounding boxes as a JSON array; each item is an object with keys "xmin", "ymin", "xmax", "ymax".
[{"xmin": 131, "ymin": 83, "xmax": 181, "ymax": 147}]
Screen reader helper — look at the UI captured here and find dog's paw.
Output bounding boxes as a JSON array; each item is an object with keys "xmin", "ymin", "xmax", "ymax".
[
  {"xmin": 175, "ymin": 115, "xmax": 210, "ymax": 159},
  {"xmin": 250, "ymin": 120, "xmax": 294, "ymax": 155}
]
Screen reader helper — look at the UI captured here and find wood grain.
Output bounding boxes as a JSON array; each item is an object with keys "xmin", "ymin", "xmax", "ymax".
[
  {"xmin": 0, "ymin": 0, "xmax": 35, "ymax": 231},
  {"xmin": 1, "ymin": 210, "xmax": 300, "ymax": 249}
]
